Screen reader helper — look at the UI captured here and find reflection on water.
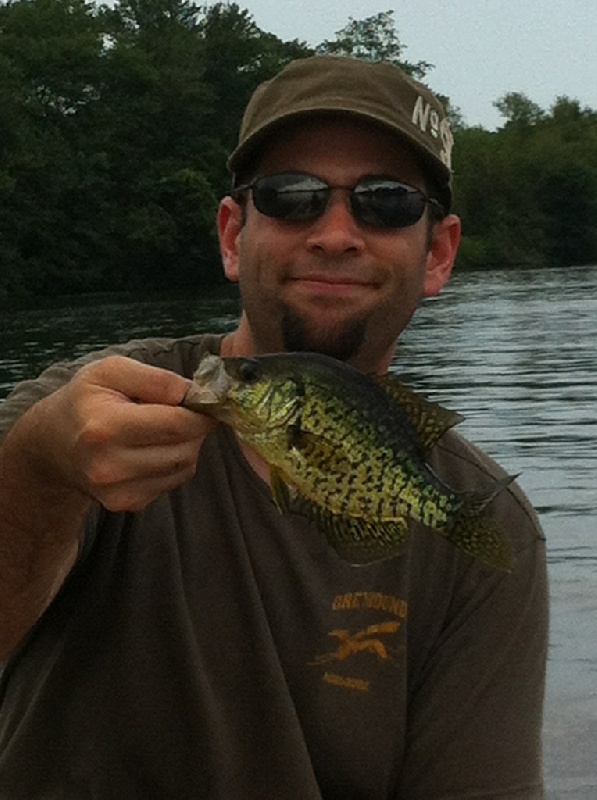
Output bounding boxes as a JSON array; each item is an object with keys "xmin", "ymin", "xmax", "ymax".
[
  {"xmin": 0, "ymin": 286, "xmax": 241, "ymax": 396},
  {"xmin": 1, "ymin": 266, "xmax": 596, "ymax": 796},
  {"xmin": 397, "ymin": 267, "xmax": 597, "ymax": 578}
]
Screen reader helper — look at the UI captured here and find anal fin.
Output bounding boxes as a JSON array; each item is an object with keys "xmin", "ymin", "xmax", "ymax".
[{"xmin": 299, "ymin": 498, "xmax": 410, "ymax": 566}]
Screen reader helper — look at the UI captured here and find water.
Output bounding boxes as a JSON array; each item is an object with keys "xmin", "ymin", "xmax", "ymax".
[
  {"xmin": 1, "ymin": 266, "xmax": 596, "ymax": 797},
  {"xmin": 0, "ymin": 287, "xmax": 242, "ymax": 395},
  {"xmin": 398, "ymin": 267, "xmax": 597, "ymax": 799}
]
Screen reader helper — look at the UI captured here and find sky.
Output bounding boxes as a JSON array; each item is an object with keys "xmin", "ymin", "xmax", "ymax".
[{"xmin": 239, "ymin": 0, "xmax": 597, "ymax": 130}]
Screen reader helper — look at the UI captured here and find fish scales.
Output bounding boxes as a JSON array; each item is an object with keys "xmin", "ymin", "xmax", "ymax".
[
  {"xmin": 293, "ymin": 394, "xmax": 409, "ymax": 517},
  {"xmin": 183, "ymin": 352, "xmax": 514, "ymax": 570},
  {"xmin": 295, "ymin": 386, "xmax": 456, "ymax": 524}
]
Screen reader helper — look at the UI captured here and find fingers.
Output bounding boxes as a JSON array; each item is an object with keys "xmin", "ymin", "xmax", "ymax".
[
  {"xmin": 84, "ymin": 441, "xmax": 202, "ymax": 512},
  {"xmin": 80, "ymin": 429, "xmax": 203, "ymax": 488},
  {"xmin": 28, "ymin": 356, "xmax": 217, "ymax": 511},
  {"xmin": 78, "ymin": 356, "xmax": 192, "ymax": 406},
  {"xmin": 78, "ymin": 401, "xmax": 209, "ymax": 450}
]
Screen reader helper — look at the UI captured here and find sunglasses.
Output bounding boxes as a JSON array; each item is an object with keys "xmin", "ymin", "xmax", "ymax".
[{"xmin": 233, "ymin": 172, "xmax": 443, "ymax": 229}]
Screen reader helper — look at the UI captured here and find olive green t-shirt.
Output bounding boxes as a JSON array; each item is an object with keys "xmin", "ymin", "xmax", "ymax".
[{"xmin": 0, "ymin": 334, "xmax": 548, "ymax": 799}]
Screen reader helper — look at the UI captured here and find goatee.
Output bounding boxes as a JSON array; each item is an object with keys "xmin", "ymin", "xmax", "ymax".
[{"xmin": 280, "ymin": 306, "xmax": 367, "ymax": 362}]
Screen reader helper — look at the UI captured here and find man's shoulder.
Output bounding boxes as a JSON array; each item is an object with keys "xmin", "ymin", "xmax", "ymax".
[
  {"xmin": 89, "ymin": 332, "xmax": 224, "ymax": 377},
  {"xmin": 0, "ymin": 332, "xmax": 224, "ymax": 439}
]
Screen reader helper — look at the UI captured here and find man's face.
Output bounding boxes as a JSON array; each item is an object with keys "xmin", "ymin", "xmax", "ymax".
[{"xmin": 219, "ymin": 118, "xmax": 459, "ymax": 372}]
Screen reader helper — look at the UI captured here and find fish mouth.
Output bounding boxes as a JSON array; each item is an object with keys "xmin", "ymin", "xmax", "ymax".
[{"xmin": 182, "ymin": 354, "xmax": 232, "ymax": 410}]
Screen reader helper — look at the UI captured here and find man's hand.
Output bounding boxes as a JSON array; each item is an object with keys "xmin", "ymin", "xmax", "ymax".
[{"xmin": 24, "ymin": 355, "xmax": 216, "ymax": 512}]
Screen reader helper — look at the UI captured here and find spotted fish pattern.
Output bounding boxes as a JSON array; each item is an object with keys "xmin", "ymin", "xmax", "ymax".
[{"xmin": 183, "ymin": 352, "xmax": 513, "ymax": 570}]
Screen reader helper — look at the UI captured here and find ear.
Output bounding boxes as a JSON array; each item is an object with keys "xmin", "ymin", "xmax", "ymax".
[
  {"xmin": 218, "ymin": 197, "xmax": 243, "ymax": 283},
  {"xmin": 423, "ymin": 214, "xmax": 461, "ymax": 297}
]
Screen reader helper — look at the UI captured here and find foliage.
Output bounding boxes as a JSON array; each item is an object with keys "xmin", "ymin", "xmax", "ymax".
[
  {"xmin": 493, "ymin": 91, "xmax": 545, "ymax": 128},
  {"xmin": 0, "ymin": 0, "xmax": 596, "ymax": 298},
  {"xmin": 315, "ymin": 10, "xmax": 431, "ymax": 80},
  {"xmin": 0, "ymin": 0, "xmax": 310, "ymax": 297},
  {"xmin": 454, "ymin": 95, "xmax": 597, "ymax": 269},
  {"xmin": 196, "ymin": 3, "xmax": 309, "ymax": 156}
]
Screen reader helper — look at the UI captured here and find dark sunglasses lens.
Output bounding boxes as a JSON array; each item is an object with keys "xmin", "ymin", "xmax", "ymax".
[
  {"xmin": 352, "ymin": 181, "xmax": 427, "ymax": 228},
  {"xmin": 251, "ymin": 174, "xmax": 329, "ymax": 221}
]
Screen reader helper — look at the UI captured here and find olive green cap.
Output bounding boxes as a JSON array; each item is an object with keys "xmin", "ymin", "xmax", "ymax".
[{"xmin": 228, "ymin": 55, "xmax": 454, "ymax": 211}]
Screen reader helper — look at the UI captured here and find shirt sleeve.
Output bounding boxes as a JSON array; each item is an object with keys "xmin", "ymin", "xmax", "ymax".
[
  {"xmin": 0, "ymin": 362, "xmax": 79, "ymax": 441},
  {"xmin": 397, "ymin": 435, "xmax": 549, "ymax": 799}
]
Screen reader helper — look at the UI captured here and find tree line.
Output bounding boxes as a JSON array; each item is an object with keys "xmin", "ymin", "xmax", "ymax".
[{"xmin": 1, "ymin": 1, "xmax": 596, "ymax": 299}]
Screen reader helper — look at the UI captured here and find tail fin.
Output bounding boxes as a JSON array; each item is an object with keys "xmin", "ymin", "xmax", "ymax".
[
  {"xmin": 444, "ymin": 475, "xmax": 517, "ymax": 571},
  {"xmin": 463, "ymin": 474, "xmax": 518, "ymax": 515}
]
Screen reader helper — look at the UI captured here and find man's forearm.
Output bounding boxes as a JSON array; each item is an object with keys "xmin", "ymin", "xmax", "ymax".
[
  {"xmin": 0, "ymin": 357, "xmax": 210, "ymax": 660},
  {"xmin": 0, "ymin": 405, "xmax": 92, "ymax": 660}
]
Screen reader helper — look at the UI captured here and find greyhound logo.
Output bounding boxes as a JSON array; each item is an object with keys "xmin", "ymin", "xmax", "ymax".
[{"xmin": 310, "ymin": 621, "xmax": 401, "ymax": 665}]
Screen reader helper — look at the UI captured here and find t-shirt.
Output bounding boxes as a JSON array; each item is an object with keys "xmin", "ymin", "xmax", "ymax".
[{"xmin": 0, "ymin": 334, "xmax": 548, "ymax": 799}]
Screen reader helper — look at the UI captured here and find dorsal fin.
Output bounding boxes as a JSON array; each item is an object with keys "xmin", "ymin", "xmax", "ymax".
[{"xmin": 374, "ymin": 375, "xmax": 464, "ymax": 453}]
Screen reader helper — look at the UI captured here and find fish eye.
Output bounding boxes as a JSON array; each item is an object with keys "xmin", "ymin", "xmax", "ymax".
[{"xmin": 238, "ymin": 359, "xmax": 262, "ymax": 383}]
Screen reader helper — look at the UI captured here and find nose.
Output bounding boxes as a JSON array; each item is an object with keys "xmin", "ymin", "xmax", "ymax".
[{"xmin": 305, "ymin": 192, "xmax": 366, "ymax": 255}]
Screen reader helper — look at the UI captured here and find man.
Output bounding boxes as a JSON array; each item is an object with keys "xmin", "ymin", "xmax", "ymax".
[{"xmin": 0, "ymin": 56, "xmax": 547, "ymax": 798}]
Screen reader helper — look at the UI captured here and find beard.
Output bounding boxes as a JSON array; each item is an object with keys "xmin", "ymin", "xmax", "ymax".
[{"xmin": 280, "ymin": 304, "xmax": 367, "ymax": 362}]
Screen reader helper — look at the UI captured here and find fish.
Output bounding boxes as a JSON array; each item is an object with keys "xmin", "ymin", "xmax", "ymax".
[{"xmin": 182, "ymin": 352, "xmax": 514, "ymax": 570}]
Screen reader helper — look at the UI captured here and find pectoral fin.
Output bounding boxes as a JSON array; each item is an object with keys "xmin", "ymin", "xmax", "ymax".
[
  {"xmin": 287, "ymin": 426, "xmax": 356, "ymax": 472},
  {"xmin": 270, "ymin": 467, "xmax": 293, "ymax": 514}
]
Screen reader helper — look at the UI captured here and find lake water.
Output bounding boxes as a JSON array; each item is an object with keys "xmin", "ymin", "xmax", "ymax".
[{"xmin": 1, "ymin": 266, "xmax": 596, "ymax": 797}]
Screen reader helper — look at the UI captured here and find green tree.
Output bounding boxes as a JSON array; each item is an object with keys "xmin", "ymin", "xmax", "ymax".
[
  {"xmin": 92, "ymin": 0, "xmax": 223, "ymax": 289},
  {"xmin": 456, "ymin": 91, "xmax": 597, "ymax": 269},
  {"xmin": 1, "ymin": 1, "xmax": 596, "ymax": 296},
  {"xmin": 453, "ymin": 126, "xmax": 548, "ymax": 269},
  {"xmin": 494, "ymin": 91, "xmax": 545, "ymax": 128},
  {"xmin": 529, "ymin": 98, "xmax": 597, "ymax": 266},
  {"xmin": 0, "ymin": 0, "xmax": 109, "ymax": 294},
  {"xmin": 0, "ymin": 0, "xmax": 314, "ymax": 296},
  {"xmin": 197, "ymin": 3, "xmax": 310, "ymax": 160},
  {"xmin": 315, "ymin": 10, "xmax": 431, "ymax": 79},
  {"xmin": 315, "ymin": 11, "xmax": 462, "ymax": 132}
]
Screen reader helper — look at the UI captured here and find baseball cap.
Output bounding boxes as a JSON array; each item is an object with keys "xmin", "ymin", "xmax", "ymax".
[{"xmin": 228, "ymin": 55, "xmax": 454, "ymax": 211}]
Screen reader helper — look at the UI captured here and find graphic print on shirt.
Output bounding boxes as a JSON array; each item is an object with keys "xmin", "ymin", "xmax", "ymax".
[
  {"xmin": 309, "ymin": 591, "xmax": 407, "ymax": 693},
  {"xmin": 310, "ymin": 621, "xmax": 401, "ymax": 664}
]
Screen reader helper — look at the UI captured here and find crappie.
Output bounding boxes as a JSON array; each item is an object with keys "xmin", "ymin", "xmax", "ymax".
[{"xmin": 183, "ymin": 352, "xmax": 513, "ymax": 570}]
